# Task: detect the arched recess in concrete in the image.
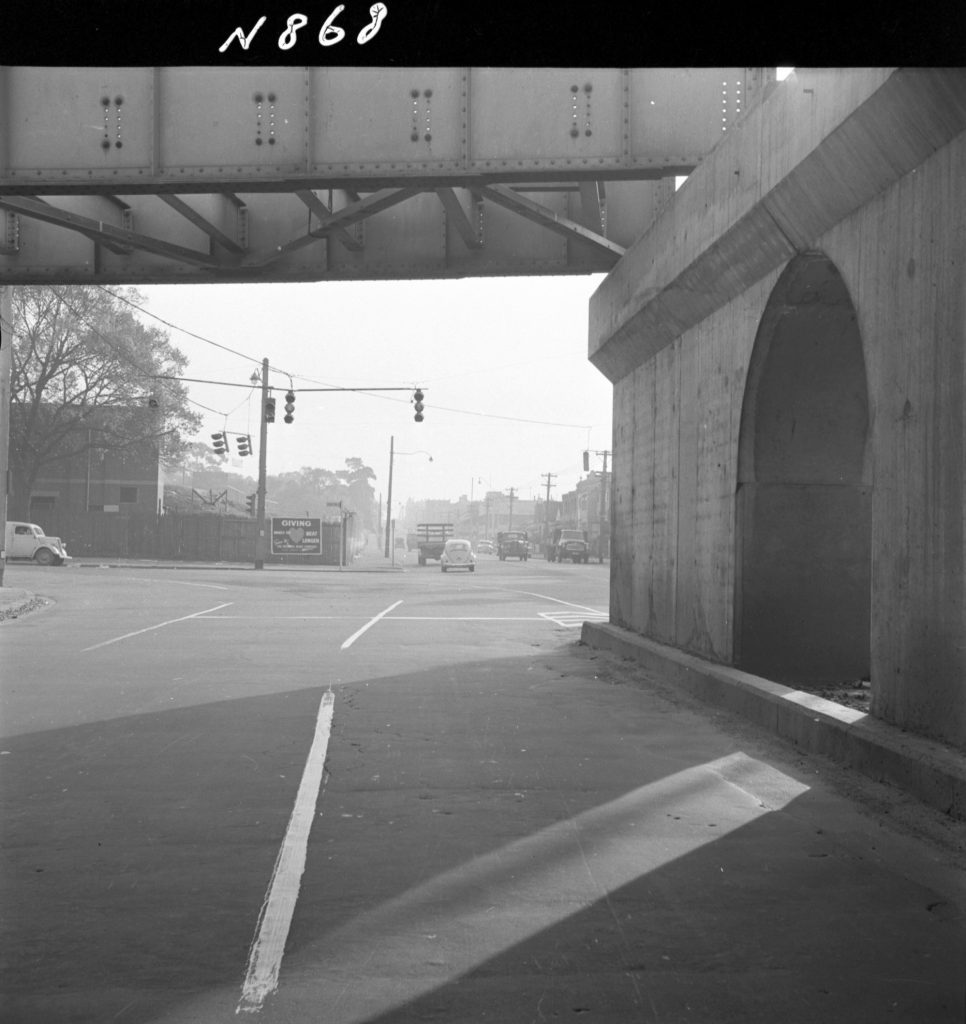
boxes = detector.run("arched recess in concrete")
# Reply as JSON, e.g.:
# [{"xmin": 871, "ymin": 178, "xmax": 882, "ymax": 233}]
[{"xmin": 735, "ymin": 253, "xmax": 871, "ymax": 685}]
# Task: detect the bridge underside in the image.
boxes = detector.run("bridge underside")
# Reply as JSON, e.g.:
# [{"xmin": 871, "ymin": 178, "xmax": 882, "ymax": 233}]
[{"xmin": 0, "ymin": 67, "xmax": 762, "ymax": 283}]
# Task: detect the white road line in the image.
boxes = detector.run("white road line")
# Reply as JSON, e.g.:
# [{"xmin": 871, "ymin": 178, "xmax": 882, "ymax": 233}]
[
  {"xmin": 116, "ymin": 575, "xmax": 230, "ymax": 591},
  {"xmin": 237, "ymin": 689, "xmax": 335, "ymax": 1015},
  {"xmin": 514, "ymin": 590, "xmax": 607, "ymax": 615},
  {"xmin": 340, "ymin": 600, "xmax": 402, "ymax": 650},
  {"xmin": 80, "ymin": 603, "xmax": 234, "ymax": 652},
  {"xmin": 463, "ymin": 581, "xmax": 607, "ymax": 617},
  {"xmin": 382, "ymin": 615, "xmax": 544, "ymax": 621},
  {"xmin": 200, "ymin": 615, "xmax": 371, "ymax": 621}
]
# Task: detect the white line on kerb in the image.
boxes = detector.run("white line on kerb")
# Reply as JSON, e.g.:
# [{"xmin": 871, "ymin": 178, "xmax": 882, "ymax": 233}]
[
  {"xmin": 80, "ymin": 603, "xmax": 234, "ymax": 651},
  {"xmin": 340, "ymin": 600, "xmax": 402, "ymax": 649},
  {"xmin": 237, "ymin": 688, "xmax": 335, "ymax": 1015}
]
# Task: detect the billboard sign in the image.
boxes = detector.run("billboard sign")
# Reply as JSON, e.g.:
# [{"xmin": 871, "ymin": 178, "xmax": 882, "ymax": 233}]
[{"xmin": 270, "ymin": 517, "xmax": 322, "ymax": 555}]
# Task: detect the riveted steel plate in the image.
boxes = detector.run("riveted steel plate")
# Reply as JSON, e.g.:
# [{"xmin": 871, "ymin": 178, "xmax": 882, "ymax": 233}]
[{"xmin": 4, "ymin": 67, "xmax": 154, "ymax": 174}]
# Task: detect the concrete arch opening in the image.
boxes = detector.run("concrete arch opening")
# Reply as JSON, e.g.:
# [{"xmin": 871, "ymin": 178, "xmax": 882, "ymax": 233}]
[{"xmin": 735, "ymin": 254, "xmax": 871, "ymax": 685}]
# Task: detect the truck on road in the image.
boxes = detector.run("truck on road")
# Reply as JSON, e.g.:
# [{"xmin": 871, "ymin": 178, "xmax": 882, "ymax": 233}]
[
  {"xmin": 497, "ymin": 530, "xmax": 529, "ymax": 561},
  {"xmin": 415, "ymin": 522, "xmax": 453, "ymax": 565}
]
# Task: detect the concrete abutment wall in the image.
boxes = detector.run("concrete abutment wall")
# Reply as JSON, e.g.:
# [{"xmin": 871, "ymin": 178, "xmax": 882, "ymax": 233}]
[{"xmin": 591, "ymin": 69, "xmax": 966, "ymax": 749}]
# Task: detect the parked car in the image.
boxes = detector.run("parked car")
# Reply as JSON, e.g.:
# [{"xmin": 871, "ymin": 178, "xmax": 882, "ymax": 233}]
[
  {"xmin": 440, "ymin": 538, "xmax": 476, "ymax": 573},
  {"xmin": 4, "ymin": 521, "xmax": 71, "ymax": 566}
]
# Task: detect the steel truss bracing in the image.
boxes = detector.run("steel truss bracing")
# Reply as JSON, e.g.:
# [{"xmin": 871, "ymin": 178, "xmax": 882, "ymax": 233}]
[{"xmin": 0, "ymin": 66, "xmax": 767, "ymax": 284}]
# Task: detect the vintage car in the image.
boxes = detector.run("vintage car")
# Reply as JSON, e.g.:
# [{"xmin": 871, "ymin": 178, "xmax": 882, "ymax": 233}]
[
  {"xmin": 548, "ymin": 528, "xmax": 590, "ymax": 563},
  {"xmin": 497, "ymin": 531, "xmax": 529, "ymax": 561},
  {"xmin": 4, "ymin": 521, "xmax": 71, "ymax": 566},
  {"xmin": 440, "ymin": 538, "xmax": 476, "ymax": 572}
]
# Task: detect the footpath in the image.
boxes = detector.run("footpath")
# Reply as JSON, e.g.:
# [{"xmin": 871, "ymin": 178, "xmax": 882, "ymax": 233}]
[{"xmin": 582, "ymin": 621, "xmax": 966, "ymax": 823}]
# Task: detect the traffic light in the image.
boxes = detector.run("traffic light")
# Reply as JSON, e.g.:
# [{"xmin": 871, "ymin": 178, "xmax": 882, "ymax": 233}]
[
  {"xmin": 582, "ymin": 450, "xmax": 590, "ymax": 471},
  {"xmin": 265, "ymin": 397, "xmax": 276, "ymax": 423},
  {"xmin": 284, "ymin": 390, "xmax": 296, "ymax": 424},
  {"xmin": 246, "ymin": 493, "xmax": 256, "ymax": 516},
  {"xmin": 413, "ymin": 388, "xmax": 425, "ymax": 423},
  {"xmin": 211, "ymin": 432, "xmax": 228, "ymax": 457},
  {"xmin": 237, "ymin": 434, "xmax": 252, "ymax": 457}
]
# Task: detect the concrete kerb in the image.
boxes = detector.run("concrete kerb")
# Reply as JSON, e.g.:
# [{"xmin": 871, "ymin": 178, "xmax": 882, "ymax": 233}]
[
  {"xmin": 582, "ymin": 621, "xmax": 966, "ymax": 821},
  {"xmin": 70, "ymin": 559, "xmax": 405, "ymax": 573}
]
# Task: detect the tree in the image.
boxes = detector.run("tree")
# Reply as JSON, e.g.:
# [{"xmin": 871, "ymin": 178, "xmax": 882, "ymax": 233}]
[
  {"xmin": 9, "ymin": 285, "xmax": 201, "ymax": 518},
  {"xmin": 266, "ymin": 459, "xmax": 377, "ymax": 524},
  {"xmin": 337, "ymin": 457, "xmax": 377, "ymax": 530}
]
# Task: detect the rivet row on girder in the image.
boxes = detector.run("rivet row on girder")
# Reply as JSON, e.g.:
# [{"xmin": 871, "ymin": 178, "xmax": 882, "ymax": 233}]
[
  {"xmin": 253, "ymin": 91, "xmax": 279, "ymax": 146},
  {"xmin": 410, "ymin": 88, "xmax": 433, "ymax": 144},
  {"xmin": 569, "ymin": 82, "xmax": 593, "ymax": 139},
  {"xmin": 721, "ymin": 79, "xmax": 743, "ymax": 132},
  {"xmin": 100, "ymin": 95, "xmax": 124, "ymax": 151},
  {"xmin": 1, "ymin": 212, "xmax": 20, "ymax": 255}
]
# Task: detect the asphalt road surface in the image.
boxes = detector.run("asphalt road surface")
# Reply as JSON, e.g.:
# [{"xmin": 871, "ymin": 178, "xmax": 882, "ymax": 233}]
[{"xmin": 1, "ymin": 553, "xmax": 964, "ymax": 1024}]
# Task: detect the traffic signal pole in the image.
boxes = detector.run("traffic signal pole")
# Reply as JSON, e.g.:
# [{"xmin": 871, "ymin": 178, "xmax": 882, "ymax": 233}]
[
  {"xmin": 384, "ymin": 435, "xmax": 394, "ymax": 558},
  {"xmin": 254, "ymin": 357, "xmax": 269, "ymax": 570}
]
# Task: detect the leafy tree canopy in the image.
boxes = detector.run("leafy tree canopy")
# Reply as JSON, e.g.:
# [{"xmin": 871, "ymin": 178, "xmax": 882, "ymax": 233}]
[
  {"xmin": 10, "ymin": 285, "xmax": 201, "ymax": 516},
  {"xmin": 162, "ymin": 455, "xmax": 378, "ymax": 528}
]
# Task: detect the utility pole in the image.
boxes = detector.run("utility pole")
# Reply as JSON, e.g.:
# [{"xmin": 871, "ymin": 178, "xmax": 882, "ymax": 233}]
[
  {"xmin": 254, "ymin": 357, "xmax": 269, "ymax": 570},
  {"xmin": 584, "ymin": 448, "xmax": 612, "ymax": 563},
  {"xmin": 384, "ymin": 435, "xmax": 394, "ymax": 558},
  {"xmin": 541, "ymin": 472, "xmax": 556, "ymax": 550},
  {"xmin": 598, "ymin": 450, "xmax": 609, "ymax": 563},
  {"xmin": 506, "ymin": 487, "xmax": 516, "ymax": 532}
]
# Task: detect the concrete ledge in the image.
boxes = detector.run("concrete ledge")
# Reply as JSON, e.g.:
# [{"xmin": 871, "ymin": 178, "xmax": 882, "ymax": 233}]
[{"xmin": 582, "ymin": 621, "xmax": 966, "ymax": 821}]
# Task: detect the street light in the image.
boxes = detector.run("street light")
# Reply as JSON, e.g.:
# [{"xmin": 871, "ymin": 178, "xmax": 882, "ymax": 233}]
[{"xmin": 384, "ymin": 436, "xmax": 434, "ymax": 557}]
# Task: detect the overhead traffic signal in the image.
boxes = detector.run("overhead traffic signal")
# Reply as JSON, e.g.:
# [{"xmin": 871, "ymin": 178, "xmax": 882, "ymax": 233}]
[
  {"xmin": 246, "ymin": 493, "xmax": 256, "ymax": 516},
  {"xmin": 582, "ymin": 450, "xmax": 590, "ymax": 471},
  {"xmin": 237, "ymin": 434, "xmax": 252, "ymax": 457},
  {"xmin": 211, "ymin": 431, "xmax": 228, "ymax": 457},
  {"xmin": 265, "ymin": 396, "xmax": 276, "ymax": 422},
  {"xmin": 284, "ymin": 390, "xmax": 296, "ymax": 424},
  {"xmin": 413, "ymin": 388, "xmax": 425, "ymax": 423}
]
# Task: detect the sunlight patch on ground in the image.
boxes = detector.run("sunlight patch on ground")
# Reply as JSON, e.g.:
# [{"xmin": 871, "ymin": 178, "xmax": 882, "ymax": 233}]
[{"xmin": 273, "ymin": 752, "xmax": 810, "ymax": 1021}]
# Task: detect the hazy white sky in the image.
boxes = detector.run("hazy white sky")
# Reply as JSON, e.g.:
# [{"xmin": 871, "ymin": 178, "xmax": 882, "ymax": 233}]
[{"xmin": 138, "ymin": 274, "xmax": 612, "ymax": 510}]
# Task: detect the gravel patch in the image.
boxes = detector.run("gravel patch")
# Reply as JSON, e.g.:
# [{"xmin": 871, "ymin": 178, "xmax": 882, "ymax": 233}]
[{"xmin": 0, "ymin": 596, "xmax": 51, "ymax": 621}]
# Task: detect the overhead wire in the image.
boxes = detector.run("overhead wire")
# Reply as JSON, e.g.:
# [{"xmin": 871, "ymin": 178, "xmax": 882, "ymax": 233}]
[{"xmin": 99, "ymin": 288, "xmax": 597, "ymax": 430}]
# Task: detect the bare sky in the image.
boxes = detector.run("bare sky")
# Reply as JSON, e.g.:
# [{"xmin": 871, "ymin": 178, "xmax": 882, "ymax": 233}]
[{"xmin": 138, "ymin": 274, "xmax": 612, "ymax": 512}]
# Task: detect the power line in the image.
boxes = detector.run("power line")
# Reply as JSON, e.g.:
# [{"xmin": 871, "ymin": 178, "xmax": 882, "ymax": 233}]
[
  {"xmin": 1, "ymin": 298, "xmax": 224, "ymax": 418},
  {"xmin": 99, "ymin": 289, "xmax": 598, "ymax": 429}
]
